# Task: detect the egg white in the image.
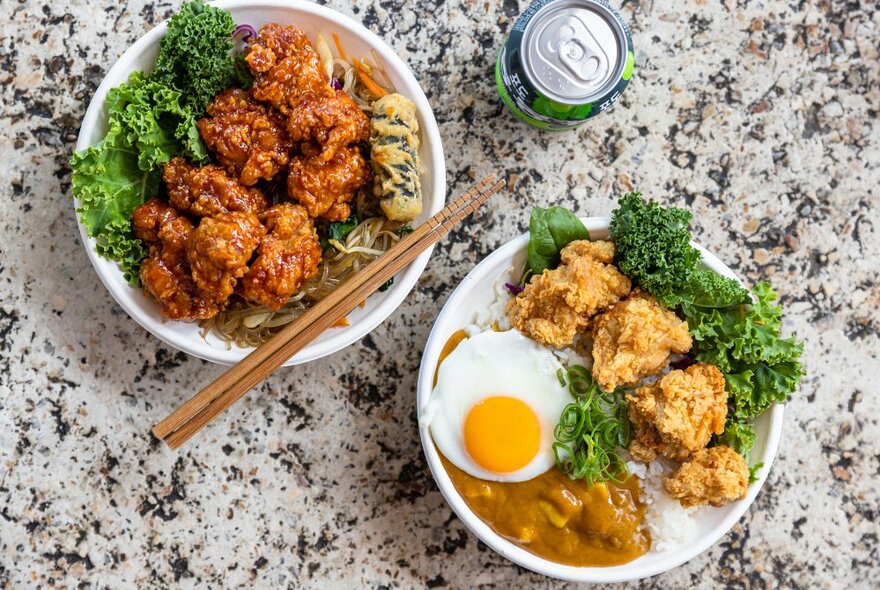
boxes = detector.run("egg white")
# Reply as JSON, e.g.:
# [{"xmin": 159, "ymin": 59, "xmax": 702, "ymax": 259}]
[{"xmin": 423, "ymin": 329, "xmax": 571, "ymax": 482}]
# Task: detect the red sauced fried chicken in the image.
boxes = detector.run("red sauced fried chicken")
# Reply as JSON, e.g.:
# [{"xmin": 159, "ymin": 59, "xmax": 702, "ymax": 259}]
[
  {"xmin": 198, "ymin": 88, "xmax": 291, "ymax": 186},
  {"xmin": 163, "ymin": 157, "xmax": 268, "ymax": 217},
  {"xmin": 131, "ymin": 199, "xmax": 219, "ymax": 321},
  {"xmin": 245, "ymin": 23, "xmax": 369, "ymax": 161},
  {"xmin": 186, "ymin": 212, "xmax": 266, "ymax": 304},
  {"xmin": 241, "ymin": 203, "xmax": 322, "ymax": 310},
  {"xmin": 287, "ymin": 145, "xmax": 371, "ymax": 221}
]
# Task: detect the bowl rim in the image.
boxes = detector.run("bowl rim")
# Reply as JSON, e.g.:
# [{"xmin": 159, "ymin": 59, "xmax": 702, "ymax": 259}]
[
  {"xmin": 416, "ymin": 216, "xmax": 784, "ymax": 583},
  {"xmin": 73, "ymin": 0, "xmax": 446, "ymax": 366}
]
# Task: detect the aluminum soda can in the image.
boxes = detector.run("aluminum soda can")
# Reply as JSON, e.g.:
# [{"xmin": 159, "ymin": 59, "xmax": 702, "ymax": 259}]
[{"xmin": 495, "ymin": 0, "xmax": 635, "ymax": 130}]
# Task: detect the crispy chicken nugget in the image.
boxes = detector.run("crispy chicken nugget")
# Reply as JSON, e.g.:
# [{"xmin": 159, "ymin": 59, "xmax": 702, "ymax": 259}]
[
  {"xmin": 627, "ymin": 363, "xmax": 728, "ymax": 462},
  {"xmin": 665, "ymin": 445, "xmax": 749, "ymax": 507},
  {"xmin": 591, "ymin": 290, "xmax": 692, "ymax": 392},
  {"xmin": 507, "ymin": 240, "xmax": 631, "ymax": 349}
]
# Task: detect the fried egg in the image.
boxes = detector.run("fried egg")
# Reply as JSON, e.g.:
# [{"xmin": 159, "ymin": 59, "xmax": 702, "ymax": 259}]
[{"xmin": 423, "ymin": 329, "xmax": 571, "ymax": 482}]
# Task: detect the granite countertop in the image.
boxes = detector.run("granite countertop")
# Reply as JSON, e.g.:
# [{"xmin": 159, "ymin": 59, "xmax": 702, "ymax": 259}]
[{"xmin": 1, "ymin": 0, "xmax": 878, "ymax": 587}]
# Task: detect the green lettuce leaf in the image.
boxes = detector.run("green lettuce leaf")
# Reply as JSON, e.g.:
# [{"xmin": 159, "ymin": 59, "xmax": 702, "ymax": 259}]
[
  {"xmin": 71, "ymin": 119, "xmax": 157, "ymax": 285},
  {"xmin": 714, "ymin": 418, "xmax": 756, "ymax": 456},
  {"xmin": 526, "ymin": 206, "xmax": 590, "ymax": 276}
]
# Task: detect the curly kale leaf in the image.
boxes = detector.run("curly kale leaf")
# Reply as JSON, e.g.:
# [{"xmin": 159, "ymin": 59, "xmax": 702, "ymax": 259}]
[
  {"xmin": 714, "ymin": 418, "xmax": 756, "ymax": 456},
  {"xmin": 153, "ymin": 0, "xmax": 236, "ymax": 112},
  {"xmin": 689, "ymin": 282, "xmax": 805, "ymax": 420},
  {"xmin": 610, "ymin": 192, "xmax": 700, "ymax": 302}
]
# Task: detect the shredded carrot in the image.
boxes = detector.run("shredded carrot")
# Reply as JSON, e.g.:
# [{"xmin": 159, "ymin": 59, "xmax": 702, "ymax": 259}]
[
  {"xmin": 354, "ymin": 61, "xmax": 387, "ymax": 98},
  {"xmin": 332, "ymin": 33, "xmax": 347, "ymax": 61}
]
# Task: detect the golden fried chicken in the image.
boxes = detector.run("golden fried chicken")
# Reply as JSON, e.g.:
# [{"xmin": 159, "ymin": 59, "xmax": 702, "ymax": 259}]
[
  {"xmin": 627, "ymin": 363, "xmax": 728, "ymax": 462},
  {"xmin": 287, "ymin": 145, "xmax": 371, "ymax": 221},
  {"xmin": 285, "ymin": 90, "xmax": 370, "ymax": 162},
  {"xmin": 131, "ymin": 199, "xmax": 219, "ymax": 321},
  {"xmin": 664, "ymin": 446, "xmax": 749, "ymax": 507},
  {"xmin": 163, "ymin": 157, "xmax": 268, "ymax": 217},
  {"xmin": 186, "ymin": 212, "xmax": 266, "ymax": 304},
  {"xmin": 198, "ymin": 89, "xmax": 291, "ymax": 186},
  {"xmin": 591, "ymin": 290, "xmax": 692, "ymax": 392},
  {"xmin": 507, "ymin": 240, "xmax": 631, "ymax": 348},
  {"xmin": 245, "ymin": 24, "xmax": 331, "ymax": 112},
  {"xmin": 241, "ymin": 203, "xmax": 322, "ymax": 309}
]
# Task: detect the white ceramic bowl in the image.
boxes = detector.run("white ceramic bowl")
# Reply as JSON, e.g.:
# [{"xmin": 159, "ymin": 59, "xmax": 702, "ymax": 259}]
[
  {"xmin": 417, "ymin": 217, "xmax": 784, "ymax": 583},
  {"xmin": 74, "ymin": 0, "xmax": 446, "ymax": 366}
]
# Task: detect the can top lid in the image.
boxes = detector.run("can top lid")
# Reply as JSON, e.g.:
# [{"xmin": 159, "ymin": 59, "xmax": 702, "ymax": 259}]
[{"xmin": 521, "ymin": 0, "xmax": 627, "ymax": 104}]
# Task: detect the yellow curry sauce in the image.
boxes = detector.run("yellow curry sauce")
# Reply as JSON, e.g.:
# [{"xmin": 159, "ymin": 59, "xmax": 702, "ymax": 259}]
[{"xmin": 432, "ymin": 330, "xmax": 649, "ymax": 566}]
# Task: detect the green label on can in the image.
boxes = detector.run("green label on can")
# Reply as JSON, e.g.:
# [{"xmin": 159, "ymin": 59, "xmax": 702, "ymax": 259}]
[{"xmin": 496, "ymin": 0, "xmax": 635, "ymax": 131}]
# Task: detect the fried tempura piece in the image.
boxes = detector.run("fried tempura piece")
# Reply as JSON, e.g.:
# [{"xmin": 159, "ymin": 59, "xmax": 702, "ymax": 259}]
[
  {"xmin": 591, "ymin": 290, "xmax": 692, "ymax": 392},
  {"xmin": 186, "ymin": 212, "xmax": 266, "ymax": 304},
  {"xmin": 507, "ymin": 240, "xmax": 631, "ymax": 348},
  {"xmin": 164, "ymin": 157, "xmax": 268, "ymax": 217},
  {"xmin": 131, "ymin": 199, "xmax": 219, "ymax": 321},
  {"xmin": 241, "ymin": 203, "xmax": 322, "ymax": 310},
  {"xmin": 198, "ymin": 89, "xmax": 291, "ymax": 186},
  {"xmin": 664, "ymin": 446, "xmax": 749, "ymax": 507},
  {"xmin": 627, "ymin": 363, "xmax": 728, "ymax": 462},
  {"xmin": 287, "ymin": 145, "xmax": 371, "ymax": 221}
]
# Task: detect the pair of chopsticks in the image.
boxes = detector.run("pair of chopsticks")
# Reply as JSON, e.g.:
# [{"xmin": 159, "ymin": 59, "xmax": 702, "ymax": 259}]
[{"xmin": 153, "ymin": 174, "xmax": 506, "ymax": 449}]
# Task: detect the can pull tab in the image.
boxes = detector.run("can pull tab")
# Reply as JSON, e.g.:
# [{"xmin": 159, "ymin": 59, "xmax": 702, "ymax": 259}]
[{"xmin": 541, "ymin": 16, "xmax": 608, "ymax": 84}]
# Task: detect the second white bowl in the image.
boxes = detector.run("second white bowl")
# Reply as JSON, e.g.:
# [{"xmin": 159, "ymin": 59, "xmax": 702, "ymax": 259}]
[
  {"xmin": 73, "ymin": 0, "xmax": 446, "ymax": 366},
  {"xmin": 417, "ymin": 217, "xmax": 783, "ymax": 583}
]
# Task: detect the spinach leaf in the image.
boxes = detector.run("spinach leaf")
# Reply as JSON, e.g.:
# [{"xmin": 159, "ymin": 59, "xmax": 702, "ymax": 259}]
[{"xmin": 526, "ymin": 206, "xmax": 590, "ymax": 276}]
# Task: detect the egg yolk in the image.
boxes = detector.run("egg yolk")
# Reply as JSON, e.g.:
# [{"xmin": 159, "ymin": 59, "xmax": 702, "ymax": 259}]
[{"xmin": 463, "ymin": 396, "xmax": 541, "ymax": 473}]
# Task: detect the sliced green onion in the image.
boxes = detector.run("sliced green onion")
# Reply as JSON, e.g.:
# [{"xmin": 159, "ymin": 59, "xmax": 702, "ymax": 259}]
[{"xmin": 552, "ymin": 365, "xmax": 632, "ymax": 484}]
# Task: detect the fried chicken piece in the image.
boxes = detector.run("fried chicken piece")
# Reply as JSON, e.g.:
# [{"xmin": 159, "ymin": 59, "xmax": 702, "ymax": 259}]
[
  {"xmin": 131, "ymin": 199, "xmax": 219, "ymax": 320},
  {"xmin": 243, "ymin": 24, "xmax": 369, "ymax": 161},
  {"xmin": 186, "ymin": 212, "xmax": 266, "ymax": 304},
  {"xmin": 507, "ymin": 240, "xmax": 631, "ymax": 348},
  {"xmin": 245, "ymin": 24, "xmax": 332, "ymax": 112},
  {"xmin": 591, "ymin": 290, "xmax": 692, "ymax": 392},
  {"xmin": 240, "ymin": 203, "xmax": 322, "ymax": 309},
  {"xmin": 198, "ymin": 89, "xmax": 291, "ymax": 186},
  {"xmin": 287, "ymin": 145, "xmax": 371, "ymax": 221},
  {"xmin": 627, "ymin": 363, "xmax": 728, "ymax": 462},
  {"xmin": 163, "ymin": 157, "xmax": 268, "ymax": 217},
  {"xmin": 664, "ymin": 446, "xmax": 749, "ymax": 507},
  {"xmin": 285, "ymin": 90, "xmax": 370, "ymax": 162}
]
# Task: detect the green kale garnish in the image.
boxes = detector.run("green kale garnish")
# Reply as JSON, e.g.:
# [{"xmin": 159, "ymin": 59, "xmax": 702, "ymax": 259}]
[
  {"xmin": 610, "ymin": 192, "xmax": 699, "ymax": 303},
  {"xmin": 153, "ymin": 0, "xmax": 237, "ymax": 112},
  {"xmin": 321, "ymin": 214, "xmax": 359, "ymax": 249}
]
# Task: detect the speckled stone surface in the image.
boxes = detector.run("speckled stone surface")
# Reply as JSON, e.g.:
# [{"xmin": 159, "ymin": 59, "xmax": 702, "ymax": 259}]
[{"xmin": 1, "ymin": 0, "xmax": 878, "ymax": 587}]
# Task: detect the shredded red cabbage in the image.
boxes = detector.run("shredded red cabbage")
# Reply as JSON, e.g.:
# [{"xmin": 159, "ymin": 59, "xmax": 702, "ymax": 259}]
[
  {"xmin": 233, "ymin": 24, "xmax": 257, "ymax": 43},
  {"xmin": 504, "ymin": 282, "xmax": 524, "ymax": 295},
  {"xmin": 670, "ymin": 354, "xmax": 694, "ymax": 370},
  {"xmin": 330, "ymin": 77, "xmax": 343, "ymax": 91}
]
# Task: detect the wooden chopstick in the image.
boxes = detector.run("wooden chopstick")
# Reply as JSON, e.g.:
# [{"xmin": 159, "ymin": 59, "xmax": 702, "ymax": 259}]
[{"xmin": 153, "ymin": 174, "xmax": 506, "ymax": 449}]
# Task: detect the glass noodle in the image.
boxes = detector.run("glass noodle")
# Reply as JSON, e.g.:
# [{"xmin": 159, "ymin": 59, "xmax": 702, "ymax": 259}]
[{"xmin": 200, "ymin": 32, "xmax": 410, "ymax": 348}]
